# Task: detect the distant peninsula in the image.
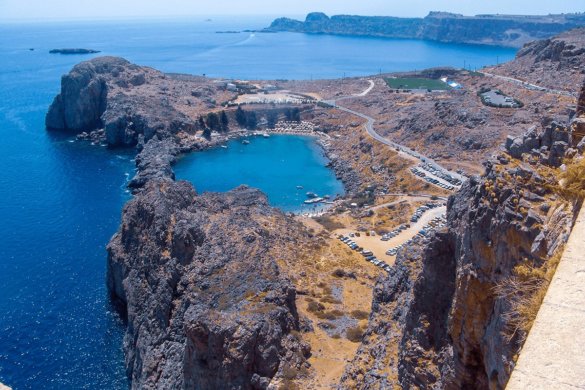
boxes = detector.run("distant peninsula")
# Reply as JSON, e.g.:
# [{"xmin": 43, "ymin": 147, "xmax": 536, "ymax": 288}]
[
  {"xmin": 264, "ymin": 11, "xmax": 585, "ymax": 48},
  {"xmin": 49, "ymin": 48, "xmax": 100, "ymax": 55}
]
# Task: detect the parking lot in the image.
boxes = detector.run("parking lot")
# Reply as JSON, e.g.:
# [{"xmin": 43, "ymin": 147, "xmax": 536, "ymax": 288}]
[{"xmin": 334, "ymin": 204, "xmax": 446, "ymax": 266}]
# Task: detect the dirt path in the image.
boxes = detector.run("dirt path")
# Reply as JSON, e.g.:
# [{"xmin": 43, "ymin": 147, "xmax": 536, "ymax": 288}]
[{"xmin": 480, "ymin": 71, "xmax": 578, "ymax": 98}]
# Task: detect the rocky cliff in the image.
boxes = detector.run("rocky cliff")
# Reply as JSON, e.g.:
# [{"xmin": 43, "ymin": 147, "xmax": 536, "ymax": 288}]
[
  {"xmin": 487, "ymin": 27, "xmax": 585, "ymax": 92},
  {"xmin": 107, "ymin": 179, "xmax": 313, "ymax": 389},
  {"xmin": 340, "ymin": 117, "xmax": 581, "ymax": 388},
  {"xmin": 45, "ymin": 57, "xmax": 202, "ymax": 146},
  {"xmin": 266, "ymin": 12, "xmax": 585, "ymax": 48}
]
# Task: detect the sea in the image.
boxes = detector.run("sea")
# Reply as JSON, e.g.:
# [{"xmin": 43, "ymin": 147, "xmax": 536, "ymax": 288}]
[{"xmin": 0, "ymin": 16, "xmax": 516, "ymax": 389}]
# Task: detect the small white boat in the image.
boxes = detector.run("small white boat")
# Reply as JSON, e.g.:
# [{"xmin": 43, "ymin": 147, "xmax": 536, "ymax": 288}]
[
  {"xmin": 242, "ymin": 140, "xmax": 250, "ymax": 145},
  {"xmin": 221, "ymin": 145, "xmax": 228, "ymax": 149},
  {"xmin": 304, "ymin": 197, "xmax": 324, "ymax": 205},
  {"xmin": 296, "ymin": 185, "xmax": 304, "ymax": 190},
  {"xmin": 262, "ymin": 133, "xmax": 270, "ymax": 138}
]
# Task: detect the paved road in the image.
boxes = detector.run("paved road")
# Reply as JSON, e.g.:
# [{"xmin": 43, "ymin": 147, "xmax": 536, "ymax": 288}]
[
  {"xmin": 353, "ymin": 79, "xmax": 375, "ymax": 97},
  {"xmin": 324, "ymin": 79, "xmax": 467, "ymax": 187},
  {"xmin": 480, "ymin": 71, "xmax": 578, "ymax": 98}
]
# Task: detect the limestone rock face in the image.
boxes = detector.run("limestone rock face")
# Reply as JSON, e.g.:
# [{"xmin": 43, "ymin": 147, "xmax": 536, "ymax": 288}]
[
  {"xmin": 107, "ymin": 180, "xmax": 311, "ymax": 389},
  {"xmin": 45, "ymin": 57, "xmax": 120, "ymax": 131},
  {"xmin": 340, "ymin": 125, "xmax": 576, "ymax": 389},
  {"xmin": 504, "ymin": 122, "xmax": 572, "ymax": 166}
]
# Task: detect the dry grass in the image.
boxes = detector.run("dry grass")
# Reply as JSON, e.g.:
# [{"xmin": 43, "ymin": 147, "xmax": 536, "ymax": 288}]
[
  {"xmin": 559, "ymin": 157, "xmax": 585, "ymax": 200},
  {"xmin": 494, "ymin": 246, "xmax": 564, "ymax": 343},
  {"xmin": 314, "ymin": 215, "xmax": 345, "ymax": 231},
  {"xmin": 350, "ymin": 309, "xmax": 369, "ymax": 320}
]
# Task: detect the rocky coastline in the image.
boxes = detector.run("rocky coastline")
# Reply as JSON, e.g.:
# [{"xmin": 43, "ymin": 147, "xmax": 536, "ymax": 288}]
[
  {"xmin": 44, "ymin": 56, "xmax": 339, "ymax": 389},
  {"xmin": 265, "ymin": 12, "xmax": 585, "ymax": 48}
]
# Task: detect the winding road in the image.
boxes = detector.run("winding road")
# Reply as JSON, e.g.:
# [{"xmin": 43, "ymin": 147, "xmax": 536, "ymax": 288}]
[
  {"xmin": 479, "ymin": 71, "xmax": 578, "ymax": 98},
  {"xmin": 324, "ymin": 79, "xmax": 467, "ymax": 189}
]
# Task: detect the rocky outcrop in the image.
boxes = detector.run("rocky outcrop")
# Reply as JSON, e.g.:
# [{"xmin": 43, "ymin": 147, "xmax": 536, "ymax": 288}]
[
  {"xmin": 504, "ymin": 122, "xmax": 574, "ymax": 166},
  {"xmin": 489, "ymin": 28, "xmax": 585, "ymax": 92},
  {"xmin": 45, "ymin": 57, "xmax": 116, "ymax": 131},
  {"xmin": 107, "ymin": 180, "xmax": 312, "ymax": 389},
  {"xmin": 571, "ymin": 80, "xmax": 585, "ymax": 149},
  {"xmin": 341, "ymin": 123, "xmax": 577, "ymax": 389},
  {"xmin": 265, "ymin": 12, "xmax": 585, "ymax": 48},
  {"xmin": 45, "ymin": 56, "xmax": 196, "ymax": 146},
  {"xmin": 49, "ymin": 48, "xmax": 101, "ymax": 55}
]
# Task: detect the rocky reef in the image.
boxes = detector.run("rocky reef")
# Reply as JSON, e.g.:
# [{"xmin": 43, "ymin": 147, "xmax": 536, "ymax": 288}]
[
  {"xmin": 340, "ymin": 102, "xmax": 582, "ymax": 388},
  {"xmin": 266, "ymin": 12, "xmax": 585, "ymax": 48},
  {"xmin": 107, "ymin": 180, "xmax": 313, "ymax": 389}
]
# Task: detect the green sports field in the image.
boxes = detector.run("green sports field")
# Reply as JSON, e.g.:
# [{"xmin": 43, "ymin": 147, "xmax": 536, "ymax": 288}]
[{"xmin": 385, "ymin": 77, "xmax": 451, "ymax": 90}]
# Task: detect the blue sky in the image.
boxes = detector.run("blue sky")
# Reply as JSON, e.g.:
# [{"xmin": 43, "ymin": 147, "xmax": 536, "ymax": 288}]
[{"xmin": 0, "ymin": 0, "xmax": 583, "ymax": 21}]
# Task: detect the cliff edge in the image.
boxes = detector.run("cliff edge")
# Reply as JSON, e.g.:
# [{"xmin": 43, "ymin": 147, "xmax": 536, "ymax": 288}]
[
  {"xmin": 266, "ymin": 12, "xmax": 585, "ymax": 48},
  {"xmin": 45, "ymin": 56, "xmax": 197, "ymax": 146}
]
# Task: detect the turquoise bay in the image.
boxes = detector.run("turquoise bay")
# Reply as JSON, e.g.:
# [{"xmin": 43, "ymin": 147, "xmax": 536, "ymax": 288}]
[{"xmin": 174, "ymin": 135, "xmax": 344, "ymax": 213}]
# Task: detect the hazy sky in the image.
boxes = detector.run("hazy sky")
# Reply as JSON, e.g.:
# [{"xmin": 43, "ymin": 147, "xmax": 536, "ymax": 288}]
[{"xmin": 1, "ymin": 0, "xmax": 583, "ymax": 21}]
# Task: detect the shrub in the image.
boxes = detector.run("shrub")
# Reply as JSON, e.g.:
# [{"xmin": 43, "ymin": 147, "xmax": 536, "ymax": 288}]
[
  {"xmin": 494, "ymin": 245, "xmax": 564, "ymax": 343},
  {"xmin": 314, "ymin": 216, "xmax": 344, "ymax": 231},
  {"xmin": 559, "ymin": 157, "xmax": 585, "ymax": 199},
  {"xmin": 346, "ymin": 326, "xmax": 364, "ymax": 342},
  {"xmin": 307, "ymin": 301, "xmax": 325, "ymax": 313},
  {"xmin": 320, "ymin": 296, "xmax": 342, "ymax": 304},
  {"xmin": 350, "ymin": 309, "xmax": 369, "ymax": 320},
  {"xmin": 315, "ymin": 311, "xmax": 338, "ymax": 320}
]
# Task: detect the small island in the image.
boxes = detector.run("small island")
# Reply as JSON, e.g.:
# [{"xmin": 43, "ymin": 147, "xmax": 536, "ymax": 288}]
[{"xmin": 49, "ymin": 48, "xmax": 101, "ymax": 55}]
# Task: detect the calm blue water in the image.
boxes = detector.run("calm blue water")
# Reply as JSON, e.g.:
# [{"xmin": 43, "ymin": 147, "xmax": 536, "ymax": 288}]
[
  {"xmin": 174, "ymin": 135, "xmax": 344, "ymax": 213},
  {"xmin": 0, "ymin": 16, "xmax": 516, "ymax": 389}
]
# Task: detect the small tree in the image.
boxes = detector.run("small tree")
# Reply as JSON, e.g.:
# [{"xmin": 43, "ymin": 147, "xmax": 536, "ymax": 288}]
[
  {"xmin": 291, "ymin": 107, "xmax": 301, "ymax": 122},
  {"xmin": 198, "ymin": 115, "xmax": 206, "ymax": 130},
  {"xmin": 220, "ymin": 111, "xmax": 229, "ymax": 132},
  {"xmin": 285, "ymin": 108, "xmax": 293, "ymax": 121},
  {"xmin": 202, "ymin": 127, "xmax": 212, "ymax": 140},
  {"xmin": 246, "ymin": 111, "xmax": 257, "ymax": 130},
  {"xmin": 235, "ymin": 106, "xmax": 247, "ymax": 128},
  {"xmin": 267, "ymin": 111, "xmax": 278, "ymax": 129},
  {"xmin": 206, "ymin": 112, "xmax": 221, "ymax": 132}
]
